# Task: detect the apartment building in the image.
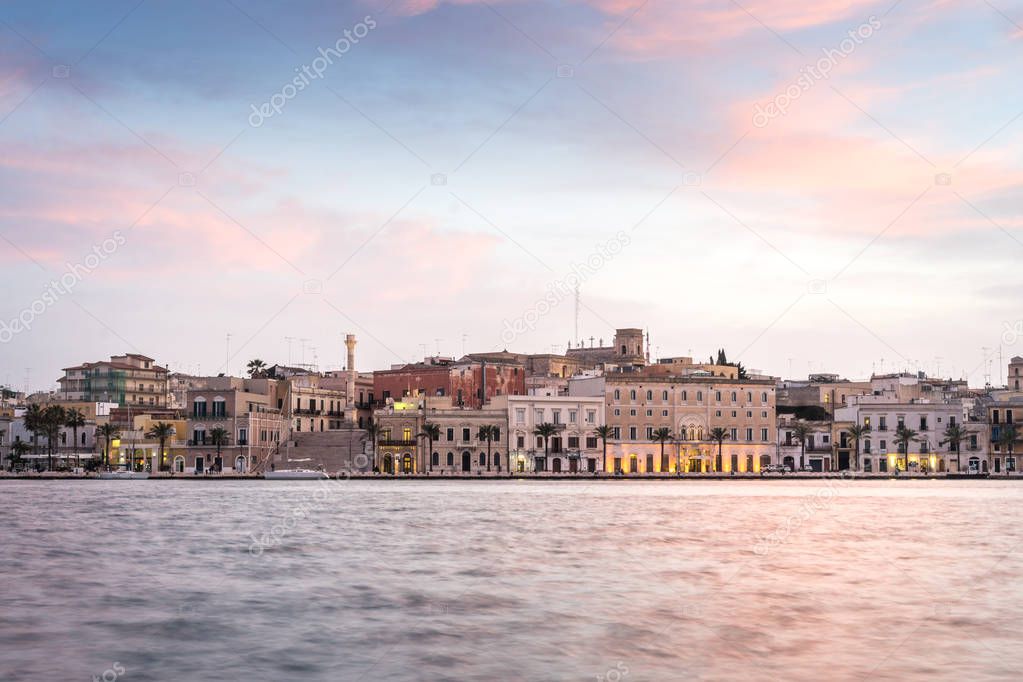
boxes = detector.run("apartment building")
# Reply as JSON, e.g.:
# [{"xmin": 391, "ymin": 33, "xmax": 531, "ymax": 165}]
[
  {"xmin": 502, "ymin": 394, "xmax": 604, "ymax": 473},
  {"xmin": 58, "ymin": 353, "xmax": 169, "ymax": 408}
]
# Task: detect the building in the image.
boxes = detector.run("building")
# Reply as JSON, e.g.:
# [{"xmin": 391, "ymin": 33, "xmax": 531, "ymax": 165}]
[
  {"xmin": 182, "ymin": 377, "xmax": 286, "ymax": 474},
  {"xmin": 777, "ymin": 416, "xmax": 833, "ymax": 471},
  {"xmin": 372, "ymin": 397, "xmax": 509, "ymax": 474},
  {"xmin": 589, "ymin": 367, "xmax": 777, "ymax": 474},
  {"xmin": 58, "ymin": 353, "xmax": 169, "ymax": 408},
  {"xmin": 373, "ymin": 355, "xmax": 525, "ymax": 410},
  {"xmin": 834, "ymin": 395, "xmax": 971, "ymax": 473},
  {"xmin": 502, "ymin": 394, "xmax": 604, "ymax": 473}
]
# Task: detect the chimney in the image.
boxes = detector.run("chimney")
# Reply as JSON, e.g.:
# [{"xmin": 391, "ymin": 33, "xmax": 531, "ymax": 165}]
[{"xmin": 344, "ymin": 334, "xmax": 357, "ymax": 407}]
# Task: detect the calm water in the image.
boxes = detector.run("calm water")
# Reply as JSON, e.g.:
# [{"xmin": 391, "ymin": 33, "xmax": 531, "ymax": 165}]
[{"xmin": 2, "ymin": 479, "xmax": 1022, "ymax": 681}]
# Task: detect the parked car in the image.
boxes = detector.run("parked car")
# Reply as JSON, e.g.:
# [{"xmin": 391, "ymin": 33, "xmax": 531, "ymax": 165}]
[{"xmin": 761, "ymin": 464, "xmax": 788, "ymax": 474}]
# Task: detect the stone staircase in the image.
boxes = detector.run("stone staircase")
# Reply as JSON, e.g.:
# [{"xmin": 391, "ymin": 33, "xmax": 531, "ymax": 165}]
[{"xmin": 272, "ymin": 429, "xmax": 370, "ymax": 474}]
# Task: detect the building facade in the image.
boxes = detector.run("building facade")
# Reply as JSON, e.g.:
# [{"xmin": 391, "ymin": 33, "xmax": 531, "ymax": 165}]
[{"xmin": 58, "ymin": 354, "xmax": 169, "ymax": 408}]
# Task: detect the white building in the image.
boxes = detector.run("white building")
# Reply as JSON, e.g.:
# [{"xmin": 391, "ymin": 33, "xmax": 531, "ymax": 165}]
[
  {"xmin": 502, "ymin": 394, "xmax": 605, "ymax": 473},
  {"xmin": 835, "ymin": 396, "xmax": 972, "ymax": 473}
]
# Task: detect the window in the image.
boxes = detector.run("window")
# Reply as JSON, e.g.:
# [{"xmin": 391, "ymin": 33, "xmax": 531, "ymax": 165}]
[
  {"xmin": 646, "ymin": 426, "xmax": 654, "ymax": 439},
  {"xmin": 515, "ymin": 408, "xmax": 525, "ymax": 424},
  {"xmin": 762, "ymin": 411, "xmax": 767, "ymax": 418},
  {"xmin": 403, "ymin": 428, "xmax": 412, "ymax": 441},
  {"xmin": 462, "ymin": 428, "xmax": 471, "ymax": 442},
  {"xmin": 614, "ymin": 389, "xmax": 620, "ymax": 401},
  {"xmin": 662, "ymin": 410, "xmax": 668, "ymax": 417},
  {"xmin": 730, "ymin": 428, "xmax": 737, "ymax": 440},
  {"xmin": 586, "ymin": 410, "xmax": 596, "ymax": 423},
  {"xmin": 745, "ymin": 428, "xmax": 753, "ymax": 441},
  {"xmin": 568, "ymin": 436, "xmax": 579, "ymax": 448},
  {"xmin": 731, "ymin": 391, "xmax": 737, "ymax": 402},
  {"xmin": 761, "ymin": 392, "xmax": 768, "ymax": 403},
  {"xmin": 630, "ymin": 390, "xmax": 637, "ymax": 401},
  {"xmin": 715, "ymin": 410, "xmax": 722, "ymax": 417},
  {"xmin": 432, "ymin": 452, "xmax": 439, "ymax": 465},
  {"xmin": 586, "ymin": 436, "xmax": 597, "ymax": 448},
  {"xmin": 681, "ymin": 391, "xmax": 687, "ymax": 402},
  {"xmin": 447, "ymin": 428, "xmax": 454, "ymax": 441},
  {"xmin": 569, "ymin": 410, "xmax": 577, "ymax": 423},
  {"xmin": 646, "ymin": 409, "xmax": 653, "ymax": 417},
  {"xmin": 761, "ymin": 428, "xmax": 768, "ymax": 442},
  {"xmin": 553, "ymin": 410, "xmax": 562, "ymax": 424},
  {"xmin": 614, "ymin": 408, "xmax": 621, "ymax": 416},
  {"xmin": 662, "ymin": 390, "xmax": 668, "ymax": 401},
  {"xmin": 629, "ymin": 426, "xmax": 637, "ymax": 440},
  {"xmin": 716, "ymin": 391, "xmax": 722, "ymax": 402},
  {"xmin": 630, "ymin": 409, "xmax": 637, "ymax": 417},
  {"xmin": 697, "ymin": 391, "xmax": 703, "ymax": 402},
  {"xmin": 492, "ymin": 428, "xmax": 500, "ymax": 441},
  {"xmin": 535, "ymin": 409, "xmax": 544, "ymax": 422},
  {"xmin": 646, "ymin": 390, "xmax": 653, "ymax": 400},
  {"xmin": 447, "ymin": 452, "xmax": 454, "ymax": 465},
  {"xmin": 611, "ymin": 427, "xmax": 620, "ymax": 439}
]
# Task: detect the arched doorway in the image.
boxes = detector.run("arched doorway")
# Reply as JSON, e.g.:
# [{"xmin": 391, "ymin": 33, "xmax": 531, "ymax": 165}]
[
  {"xmin": 462, "ymin": 451, "xmax": 471, "ymax": 472},
  {"xmin": 552, "ymin": 457, "xmax": 562, "ymax": 473},
  {"xmin": 235, "ymin": 456, "xmax": 246, "ymax": 473},
  {"xmin": 629, "ymin": 454, "xmax": 637, "ymax": 474},
  {"xmin": 383, "ymin": 454, "xmax": 393, "ymax": 474},
  {"xmin": 494, "ymin": 452, "xmax": 501, "ymax": 471},
  {"xmin": 173, "ymin": 456, "xmax": 184, "ymax": 473},
  {"xmin": 401, "ymin": 453, "xmax": 413, "ymax": 474}
]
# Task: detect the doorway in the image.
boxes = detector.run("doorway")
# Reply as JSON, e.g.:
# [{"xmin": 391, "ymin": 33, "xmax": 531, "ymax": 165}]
[
  {"xmin": 462, "ymin": 451, "xmax": 471, "ymax": 472},
  {"xmin": 552, "ymin": 458, "xmax": 562, "ymax": 473}
]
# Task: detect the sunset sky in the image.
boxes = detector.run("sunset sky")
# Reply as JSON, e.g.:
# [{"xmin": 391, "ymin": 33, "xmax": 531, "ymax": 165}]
[{"xmin": 2, "ymin": 0, "xmax": 1022, "ymax": 389}]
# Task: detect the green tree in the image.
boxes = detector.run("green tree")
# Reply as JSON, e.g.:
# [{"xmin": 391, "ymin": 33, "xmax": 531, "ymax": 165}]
[
  {"xmin": 210, "ymin": 427, "xmax": 229, "ymax": 470},
  {"xmin": 364, "ymin": 421, "xmax": 381, "ymax": 471},
  {"xmin": 477, "ymin": 424, "xmax": 495, "ymax": 472},
  {"xmin": 418, "ymin": 422, "xmax": 440, "ymax": 473},
  {"xmin": 845, "ymin": 423, "xmax": 871, "ymax": 471},
  {"xmin": 894, "ymin": 425, "xmax": 919, "ymax": 472},
  {"xmin": 996, "ymin": 424, "xmax": 1018, "ymax": 475},
  {"xmin": 246, "ymin": 359, "xmax": 267, "ymax": 378},
  {"xmin": 791, "ymin": 422, "xmax": 812, "ymax": 470},
  {"xmin": 651, "ymin": 427, "xmax": 673, "ymax": 473},
  {"xmin": 10, "ymin": 440, "xmax": 30, "ymax": 471},
  {"xmin": 24, "ymin": 404, "xmax": 43, "ymax": 457},
  {"xmin": 42, "ymin": 405, "xmax": 67, "ymax": 471},
  {"xmin": 96, "ymin": 423, "xmax": 121, "ymax": 470},
  {"xmin": 593, "ymin": 425, "xmax": 613, "ymax": 474},
  {"xmin": 941, "ymin": 423, "xmax": 971, "ymax": 473},
  {"xmin": 65, "ymin": 408, "xmax": 86, "ymax": 470},
  {"xmin": 146, "ymin": 422, "xmax": 176, "ymax": 472},
  {"xmin": 533, "ymin": 423, "xmax": 557, "ymax": 472},
  {"xmin": 709, "ymin": 427, "xmax": 729, "ymax": 472}
]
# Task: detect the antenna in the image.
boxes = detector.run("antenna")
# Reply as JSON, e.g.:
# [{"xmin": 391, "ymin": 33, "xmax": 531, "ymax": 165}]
[
  {"xmin": 574, "ymin": 283, "xmax": 580, "ymax": 343},
  {"xmin": 982, "ymin": 347, "xmax": 991, "ymax": 387},
  {"xmin": 285, "ymin": 337, "xmax": 295, "ymax": 366},
  {"xmin": 225, "ymin": 333, "xmax": 232, "ymax": 376}
]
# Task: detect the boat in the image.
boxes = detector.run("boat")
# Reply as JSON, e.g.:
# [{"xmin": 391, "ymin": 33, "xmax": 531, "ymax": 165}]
[
  {"xmin": 98, "ymin": 470, "xmax": 151, "ymax": 480},
  {"xmin": 264, "ymin": 469, "xmax": 329, "ymax": 480}
]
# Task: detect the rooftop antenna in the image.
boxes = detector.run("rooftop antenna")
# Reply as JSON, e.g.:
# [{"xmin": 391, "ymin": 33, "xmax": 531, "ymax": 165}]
[
  {"xmin": 300, "ymin": 338, "xmax": 310, "ymax": 367},
  {"xmin": 574, "ymin": 283, "xmax": 580, "ymax": 343},
  {"xmin": 982, "ymin": 347, "xmax": 992, "ymax": 387},
  {"xmin": 435, "ymin": 338, "xmax": 442, "ymax": 355},
  {"xmin": 225, "ymin": 333, "xmax": 232, "ymax": 376},
  {"xmin": 285, "ymin": 337, "xmax": 295, "ymax": 366}
]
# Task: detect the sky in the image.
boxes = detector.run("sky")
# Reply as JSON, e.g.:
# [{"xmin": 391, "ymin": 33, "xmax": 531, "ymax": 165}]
[{"xmin": 1, "ymin": 0, "xmax": 1022, "ymax": 391}]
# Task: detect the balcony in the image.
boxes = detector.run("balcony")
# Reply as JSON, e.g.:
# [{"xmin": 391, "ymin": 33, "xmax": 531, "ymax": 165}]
[
  {"xmin": 294, "ymin": 408, "xmax": 322, "ymax": 416},
  {"xmin": 192, "ymin": 412, "xmax": 229, "ymax": 420},
  {"xmin": 187, "ymin": 438, "xmax": 232, "ymax": 447},
  {"xmin": 378, "ymin": 439, "xmax": 417, "ymax": 447}
]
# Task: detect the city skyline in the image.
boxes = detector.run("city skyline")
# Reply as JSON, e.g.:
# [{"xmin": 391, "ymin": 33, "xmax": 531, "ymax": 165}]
[{"xmin": 2, "ymin": 0, "xmax": 1022, "ymax": 390}]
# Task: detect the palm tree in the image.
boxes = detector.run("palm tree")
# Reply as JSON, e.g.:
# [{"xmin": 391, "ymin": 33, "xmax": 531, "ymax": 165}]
[
  {"xmin": 996, "ymin": 424, "xmax": 1018, "ymax": 475},
  {"xmin": 0, "ymin": 429, "xmax": 5, "ymax": 471},
  {"xmin": 42, "ymin": 405, "xmax": 67, "ymax": 471},
  {"xmin": 364, "ymin": 421, "xmax": 381, "ymax": 471},
  {"xmin": 10, "ymin": 440, "xmax": 30, "ymax": 471},
  {"xmin": 845, "ymin": 423, "xmax": 871, "ymax": 471},
  {"xmin": 894, "ymin": 425, "xmax": 919, "ymax": 472},
  {"xmin": 791, "ymin": 423, "xmax": 812, "ymax": 470},
  {"xmin": 146, "ymin": 422, "xmax": 176, "ymax": 473},
  {"xmin": 941, "ymin": 423, "xmax": 971, "ymax": 473},
  {"xmin": 418, "ymin": 422, "xmax": 440, "ymax": 473},
  {"xmin": 210, "ymin": 427, "xmax": 229, "ymax": 471},
  {"xmin": 709, "ymin": 427, "xmax": 728, "ymax": 472},
  {"xmin": 65, "ymin": 408, "xmax": 86, "ymax": 470},
  {"xmin": 23, "ymin": 404, "xmax": 43, "ymax": 457},
  {"xmin": 651, "ymin": 427, "xmax": 673, "ymax": 473},
  {"xmin": 477, "ymin": 425, "xmax": 495, "ymax": 472},
  {"xmin": 593, "ymin": 425, "xmax": 613, "ymax": 474},
  {"xmin": 247, "ymin": 359, "xmax": 267, "ymax": 378},
  {"xmin": 533, "ymin": 423, "xmax": 557, "ymax": 472},
  {"xmin": 96, "ymin": 423, "xmax": 121, "ymax": 470}
]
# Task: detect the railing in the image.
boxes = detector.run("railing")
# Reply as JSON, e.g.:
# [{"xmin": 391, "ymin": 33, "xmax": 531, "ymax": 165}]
[
  {"xmin": 192, "ymin": 412, "xmax": 229, "ymax": 420},
  {"xmin": 379, "ymin": 439, "xmax": 416, "ymax": 447},
  {"xmin": 187, "ymin": 439, "xmax": 232, "ymax": 447},
  {"xmin": 294, "ymin": 408, "xmax": 322, "ymax": 415}
]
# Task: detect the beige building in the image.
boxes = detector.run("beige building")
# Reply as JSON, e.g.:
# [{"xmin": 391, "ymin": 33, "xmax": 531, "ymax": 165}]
[
  {"xmin": 581, "ymin": 369, "xmax": 777, "ymax": 474},
  {"xmin": 182, "ymin": 377, "xmax": 286, "ymax": 474},
  {"xmin": 502, "ymin": 394, "xmax": 604, "ymax": 473}
]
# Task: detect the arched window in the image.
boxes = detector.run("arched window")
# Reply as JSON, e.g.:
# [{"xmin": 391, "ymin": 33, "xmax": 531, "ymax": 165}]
[
  {"xmin": 614, "ymin": 389, "xmax": 620, "ymax": 401},
  {"xmin": 494, "ymin": 452, "xmax": 501, "ymax": 468},
  {"xmin": 432, "ymin": 452, "xmax": 439, "ymax": 465},
  {"xmin": 447, "ymin": 452, "xmax": 454, "ymax": 465},
  {"xmin": 212, "ymin": 397, "xmax": 226, "ymax": 417},
  {"xmin": 479, "ymin": 452, "xmax": 486, "ymax": 465},
  {"xmin": 646, "ymin": 390, "xmax": 652, "ymax": 400},
  {"xmin": 630, "ymin": 390, "xmax": 637, "ymax": 401}
]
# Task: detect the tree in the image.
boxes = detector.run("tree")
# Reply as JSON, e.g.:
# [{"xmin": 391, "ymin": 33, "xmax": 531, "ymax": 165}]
[
  {"xmin": 23, "ymin": 404, "xmax": 43, "ymax": 457},
  {"xmin": 593, "ymin": 425, "xmax": 613, "ymax": 474},
  {"xmin": 845, "ymin": 423, "xmax": 871, "ymax": 471},
  {"xmin": 65, "ymin": 408, "xmax": 86, "ymax": 470},
  {"xmin": 247, "ymin": 359, "xmax": 267, "ymax": 378},
  {"xmin": 146, "ymin": 422, "xmax": 176, "ymax": 473},
  {"xmin": 477, "ymin": 424, "xmax": 495, "ymax": 472},
  {"xmin": 42, "ymin": 405, "xmax": 67, "ymax": 471},
  {"xmin": 418, "ymin": 422, "xmax": 440, "ymax": 473},
  {"xmin": 533, "ymin": 423, "xmax": 557, "ymax": 472},
  {"xmin": 894, "ymin": 425, "xmax": 919, "ymax": 472},
  {"xmin": 996, "ymin": 424, "xmax": 1018, "ymax": 475},
  {"xmin": 709, "ymin": 427, "xmax": 729, "ymax": 472},
  {"xmin": 96, "ymin": 423, "xmax": 121, "ymax": 470},
  {"xmin": 210, "ymin": 427, "xmax": 229, "ymax": 470},
  {"xmin": 791, "ymin": 423, "xmax": 812, "ymax": 470},
  {"xmin": 651, "ymin": 427, "xmax": 673, "ymax": 473},
  {"xmin": 10, "ymin": 440, "xmax": 30, "ymax": 471},
  {"xmin": 941, "ymin": 423, "xmax": 971, "ymax": 473}
]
